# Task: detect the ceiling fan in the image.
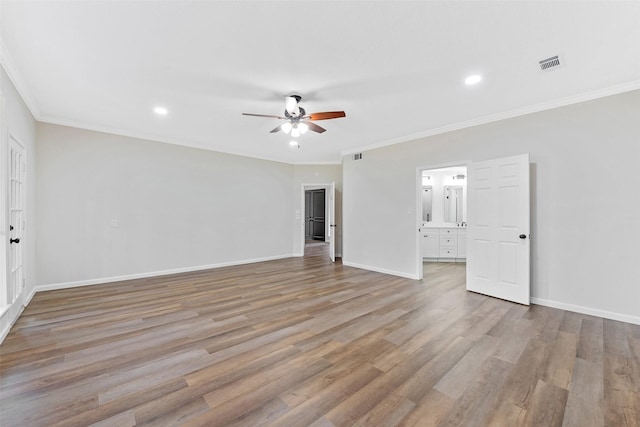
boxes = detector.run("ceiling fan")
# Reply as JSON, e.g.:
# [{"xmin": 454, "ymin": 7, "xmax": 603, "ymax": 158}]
[{"xmin": 242, "ymin": 95, "xmax": 346, "ymax": 137}]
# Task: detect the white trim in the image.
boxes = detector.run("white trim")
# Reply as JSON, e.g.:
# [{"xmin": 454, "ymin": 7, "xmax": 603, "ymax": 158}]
[
  {"xmin": 531, "ymin": 297, "xmax": 640, "ymax": 326},
  {"xmin": 0, "ymin": 41, "xmax": 41, "ymax": 118},
  {"xmin": 35, "ymin": 254, "xmax": 295, "ymax": 292},
  {"xmin": 342, "ymin": 80, "xmax": 640, "ymax": 157},
  {"xmin": 38, "ymin": 116, "xmax": 342, "ymax": 166},
  {"xmin": 342, "ymin": 260, "xmax": 419, "ymax": 280}
]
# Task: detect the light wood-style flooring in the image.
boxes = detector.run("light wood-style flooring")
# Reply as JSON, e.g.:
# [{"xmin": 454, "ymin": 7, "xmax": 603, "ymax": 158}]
[{"xmin": 1, "ymin": 245, "xmax": 639, "ymax": 426}]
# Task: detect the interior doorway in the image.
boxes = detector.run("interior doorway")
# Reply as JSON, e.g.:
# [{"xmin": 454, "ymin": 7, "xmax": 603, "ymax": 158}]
[
  {"xmin": 416, "ymin": 155, "xmax": 531, "ymax": 305},
  {"xmin": 301, "ymin": 183, "xmax": 336, "ymax": 262},
  {"xmin": 416, "ymin": 162, "xmax": 469, "ymax": 281},
  {"xmin": 305, "ymin": 189, "xmax": 326, "ymax": 242}
]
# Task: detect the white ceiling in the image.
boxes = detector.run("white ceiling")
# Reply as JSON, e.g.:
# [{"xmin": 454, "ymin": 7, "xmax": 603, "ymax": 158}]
[{"xmin": 2, "ymin": 1, "xmax": 639, "ymax": 164}]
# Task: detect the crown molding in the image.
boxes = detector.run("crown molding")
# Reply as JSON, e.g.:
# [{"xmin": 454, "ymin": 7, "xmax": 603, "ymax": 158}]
[
  {"xmin": 0, "ymin": 39, "xmax": 41, "ymax": 119},
  {"xmin": 38, "ymin": 114, "xmax": 339, "ymax": 166},
  {"xmin": 341, "ymin": 79, "xmax": 640, "ymax": 157}
]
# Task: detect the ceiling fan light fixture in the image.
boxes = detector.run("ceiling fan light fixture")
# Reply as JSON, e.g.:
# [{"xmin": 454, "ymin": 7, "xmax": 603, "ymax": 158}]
[
  {"xmin": 281, "ymin": 122, "xmax": 292, "ymax": 134},
  {"xmin": 291, "ymin": 127, "xmax": 301, "ymax": 138},
  {"xmin": 289, "ymin": 140, "xmax": 299, "ymax": 148},
  {"xmin": 297, "ymin": 122, "xmax": 309, "ymax": 135},
  {"xmin": 285, "ymin": 96, "xmax": 301, "ymax": 116}
]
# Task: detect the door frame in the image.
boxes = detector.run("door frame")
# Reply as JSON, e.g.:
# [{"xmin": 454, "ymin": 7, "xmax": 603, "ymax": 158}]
[
  {"xmin": 300, "ymin": 183, "xmax": 334, "ymax": 259},
  {"xmin": 415, "ymin": 160, "xmax": 470, "ymax": 280}
]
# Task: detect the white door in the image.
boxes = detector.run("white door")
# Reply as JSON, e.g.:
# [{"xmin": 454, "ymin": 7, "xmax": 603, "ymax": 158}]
[
  {"xmin": 466, "ymin": 154, "xmax": 530, "ymax": 305},
  {"xmin": 328, "ymin": 182, "xmax": 336, "ymax": 262},
  {"xmin": 8, "ymin": 136, "xmax": 26, "ymax": 304}
]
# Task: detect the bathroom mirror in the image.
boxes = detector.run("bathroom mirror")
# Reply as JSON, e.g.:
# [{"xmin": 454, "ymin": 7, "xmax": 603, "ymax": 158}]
[
  {"xmin": 421, "ymin": 186, "xmax": 432, "ymax": 222},
  {"xmin": 444, "ymin": 186, "xmax": 463, "ymax": 223}
]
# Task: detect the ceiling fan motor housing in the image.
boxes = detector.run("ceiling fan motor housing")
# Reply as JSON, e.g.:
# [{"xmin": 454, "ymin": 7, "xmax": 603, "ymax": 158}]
[{"xmin": 284, "ymin": 106, "xmax": 306, "ymax": 121}]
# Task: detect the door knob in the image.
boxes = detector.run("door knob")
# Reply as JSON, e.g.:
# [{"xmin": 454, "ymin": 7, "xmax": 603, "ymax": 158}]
[
  {"xmin": 10, "ymin": 238, "xmax": 20, "ymax": 244},
  {"xmin": 519, "ymin": 234, "xmax": 527, "ymax": 239}
]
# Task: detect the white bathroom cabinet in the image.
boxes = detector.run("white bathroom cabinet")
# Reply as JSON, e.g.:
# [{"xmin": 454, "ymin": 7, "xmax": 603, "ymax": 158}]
[{"xmin": 422, "ymin": 227, "xmax": 466, "ymax": 262}]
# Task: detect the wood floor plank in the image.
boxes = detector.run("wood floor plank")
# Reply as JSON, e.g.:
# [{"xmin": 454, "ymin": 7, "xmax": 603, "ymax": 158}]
[
  {"xmin": 434, "ymin": 334, "xmax": 500, "ymax": 399},
  {"xmin": 542, "ymin": 330, "xmax": 579, "ymax": 390},
  {"xmin": 436, "ymin": 356, "xmax": 514, "ymax": 427},
  {"xmin": 521, "ymin": 379, "xmax": 568, "ymax": 427},
  {"xmin": 562, "ymin": 357, "xmax": 604, "ymax": 427},
  {"xmin": 1, "ymin": 248, "xmax": 638, "ymax": 426},
  {"xmin": 398, "ymin": 389, "xmax": 455, "ymax": 427}
]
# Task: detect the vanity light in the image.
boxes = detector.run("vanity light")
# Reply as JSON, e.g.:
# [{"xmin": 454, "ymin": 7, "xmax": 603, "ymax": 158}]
[
  {"xmin": 154, "ymin": 106, "xmax": 168, "ymax": 115},
  {"xmin": 464, "ymin": 74, "xmax": 482, "ymax": 85}
]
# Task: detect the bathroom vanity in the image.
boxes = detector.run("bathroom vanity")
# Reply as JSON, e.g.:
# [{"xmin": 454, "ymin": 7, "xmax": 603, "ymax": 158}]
[{"xmin": 422, "ymin": 224, "xmax": 466, "ymax": 262}]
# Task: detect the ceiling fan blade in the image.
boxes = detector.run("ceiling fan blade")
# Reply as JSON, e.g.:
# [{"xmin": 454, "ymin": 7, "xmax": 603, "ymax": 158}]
[
  {"xmin": 242, "ymin": 113, "xmax": 286, "ymax": 119},
  {"xmin": 303, "ymin": 121, "xmax": 326, "ymax": 133},
  {"xmin": 269, "ymin": 125, "xmax": 282, "ymax": 133},
  {"xmin": 306, "ymin": 111, "xmax": 346, "ymax": 121}
]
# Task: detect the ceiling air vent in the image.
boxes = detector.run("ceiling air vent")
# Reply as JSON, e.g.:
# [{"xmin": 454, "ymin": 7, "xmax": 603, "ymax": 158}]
[
  {"xmin": 539, "ymin": 55, "xmax": 561, "ymax": 71},
  {"xmin": 353, "ymin": 153, "xmax": 363, "ymax": 161}
]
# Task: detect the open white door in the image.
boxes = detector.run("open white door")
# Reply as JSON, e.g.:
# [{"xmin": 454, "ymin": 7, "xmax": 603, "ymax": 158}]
[
  {"xmin": 467, "ymin": 154, "xmax": 530, "ymax": 305},
  {"xmin": 8, "ymin": 135, "xmax": 26, "ymax": 304},
  {"xmin": 329, "ymin": 182, "xmax": 336, "ymax": 262}
]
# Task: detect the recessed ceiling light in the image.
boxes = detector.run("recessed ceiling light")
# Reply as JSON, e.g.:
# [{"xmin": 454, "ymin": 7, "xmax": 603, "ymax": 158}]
[
  {"xmin": 154, "ymin": 106, "xmax": 168, "ymax": 115},
  {"xmin": 465, "ymin": 75, "xmax": 482, "ymax": 85}
]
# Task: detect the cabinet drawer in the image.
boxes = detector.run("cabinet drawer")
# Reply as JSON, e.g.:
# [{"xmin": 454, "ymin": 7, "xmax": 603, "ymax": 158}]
[
  {"xmin": 422, "ymin": 228, "xmax": 439, "ymax": 236},
  {"xmin": 440, "ymin": 228, "xmax": 458, "ymax": 236},
  {"xmin": 440, "ymin": 247, "xmax": 457, "ymax": 257},
  {"xmin": 440, "ymin": 237, "xmax": 456, "ymax": 247}
]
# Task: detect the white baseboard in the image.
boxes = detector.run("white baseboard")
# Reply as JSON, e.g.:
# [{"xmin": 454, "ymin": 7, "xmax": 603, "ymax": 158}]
[
  {"xmin": 342, "ymin": 260, "xmax": 419, "ymax": 280},
  {"xmin": 531, "ymin": 297, "xmax": 640, "ymax": 326},
  {"xmin": 35, "ymin": 254, "xmax": 295, "ymax": 293},
  {"xmin": 294, "ymin": 251, "xmax": 342, "ymax": 258}
]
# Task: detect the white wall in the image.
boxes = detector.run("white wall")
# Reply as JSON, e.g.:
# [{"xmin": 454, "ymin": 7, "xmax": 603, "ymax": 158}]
[
  {"xmin": 292, "ymin": 165, "xmax": 342, "ymax": 256},
  {"xmin": 0, "ymin": 66, "xmax": 37, "ymax": 339},
  {"xmin": 36, "ymin": 123, "xmax": 295, "ymax": 287},
  {"xmin": 343, "ymin": 89, "xmax": 640, "ymax": 324}
]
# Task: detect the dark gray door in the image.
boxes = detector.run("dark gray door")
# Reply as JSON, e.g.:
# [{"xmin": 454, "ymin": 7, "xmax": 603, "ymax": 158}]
[
  {"xmin": 305, "ymin": 191, "xmax": 312, "ymax": 239},
  {"xmin": 305, "ymin": 189, "xmax": 326, "ymax": 241}
]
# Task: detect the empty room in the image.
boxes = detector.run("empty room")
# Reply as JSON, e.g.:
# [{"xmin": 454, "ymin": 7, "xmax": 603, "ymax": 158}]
[{"xmin": 1, "ymin": 1, "xmax": 639, "ymax": 426}]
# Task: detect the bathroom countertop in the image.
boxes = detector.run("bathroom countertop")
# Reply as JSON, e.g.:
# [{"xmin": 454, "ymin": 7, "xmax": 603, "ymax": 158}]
[{"xmin": 421, "ymin": 222, "xmax": 467, "ymax": 229}]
